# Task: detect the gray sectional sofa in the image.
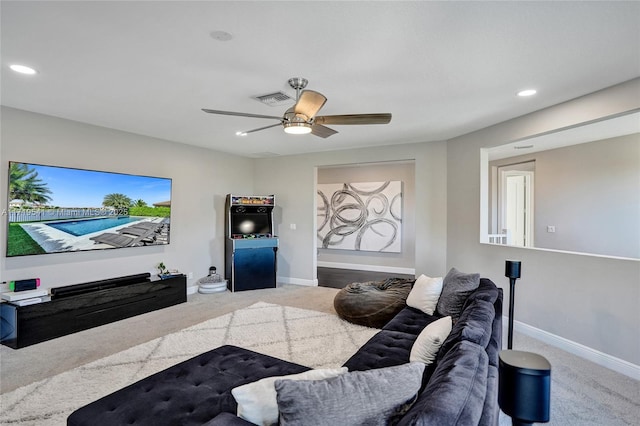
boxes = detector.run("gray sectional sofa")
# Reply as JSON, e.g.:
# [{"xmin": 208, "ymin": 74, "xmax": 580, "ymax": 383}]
[
  {"xmin": 68, "ymin": 278, "xmax": 502, "ymax": 425},
  {"xmin": 344, "ymin": 277, "xmax": 503, "ymax": 425}
]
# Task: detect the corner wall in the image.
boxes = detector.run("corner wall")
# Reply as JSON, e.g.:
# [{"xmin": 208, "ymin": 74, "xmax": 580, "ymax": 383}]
[
  {"xmin": 0, "ymin": 107, "xmax": 254, "ymax": 291},
  {"xmin": 253, "ymin": 141, "xmax": 447, "ymax": 285},
  {"xmin": 446, "ymin": 78, "xmax": 640, "ymax": 368}
]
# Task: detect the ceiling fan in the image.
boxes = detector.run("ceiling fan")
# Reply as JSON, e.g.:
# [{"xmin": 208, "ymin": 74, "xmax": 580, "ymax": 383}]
[{"xmin": 202, "ymin": 77, "xmax": 392, "ymax": 138}]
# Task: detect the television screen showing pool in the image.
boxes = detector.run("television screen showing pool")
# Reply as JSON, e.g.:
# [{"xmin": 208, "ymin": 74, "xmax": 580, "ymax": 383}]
[{"xmin": 6, "ymin": 162, "xmax": 172, "ymax": 257}]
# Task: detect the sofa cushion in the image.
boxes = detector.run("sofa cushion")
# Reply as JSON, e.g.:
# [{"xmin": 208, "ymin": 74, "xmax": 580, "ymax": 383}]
[
  {"xmin": 463, "ymin": 278, "xmax": 500, "ymax": 308},
  {"xmin": 436, "ymin": 268, "xmax": 480, "ymax": 322},
  {"xmin": 486, "ymin": 285, "xmax": 503, "ymax": 359},
  {"xmin": 203, "ymin": 412, "xmax": 255, "ymax": 426},
  {"xmin": 406, "ymin": 274, "xmax": 443, "ymax": 315},
  {"xmin": 397, "ymin": 340, "xmax": 488, "ymax": 426},
  {"xmin": 437, "ymin": 298, "xmax": 495, "ymax": 363},
  {"xmin": 231, "ymin": 367, "xmax": 347, "ymax": 426},
  {"xmin": 478, "ymin": 364, "xmax": 500, "ymax": 426},
  {"xmin": 409, "ymin": 316, "xmax": 452, "ymax": 365},
  {"xmin": 460, "ymin": 299, "xmax": 495, "ymax": 348},
  {"xmin": 275, "ymin": 362, "xmax": 425, "ymax": 426},
  {"xmin": 342, "ymin": 329, "xmax": 417, "ymax": 372},
  {"xmin": 382, "ymin": 306, "xmax": 439, "ymax": 335}
]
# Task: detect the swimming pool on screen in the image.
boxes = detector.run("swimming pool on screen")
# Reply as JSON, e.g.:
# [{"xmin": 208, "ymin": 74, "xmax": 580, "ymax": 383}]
[{"xmin": 46, "ymin": 216, "xmax": 144, "ymax": 237}]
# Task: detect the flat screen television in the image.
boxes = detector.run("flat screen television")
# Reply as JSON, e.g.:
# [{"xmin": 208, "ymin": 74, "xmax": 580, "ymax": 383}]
[{"xmin": 6, "ymin": 161, "xmax": 172, "ymax": 257}]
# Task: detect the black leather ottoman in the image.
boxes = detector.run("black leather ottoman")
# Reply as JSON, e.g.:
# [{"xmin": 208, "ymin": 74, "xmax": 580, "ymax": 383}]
[{"xmin": 67, "ymin": 345, "xmax": 309, "ymax": 426}]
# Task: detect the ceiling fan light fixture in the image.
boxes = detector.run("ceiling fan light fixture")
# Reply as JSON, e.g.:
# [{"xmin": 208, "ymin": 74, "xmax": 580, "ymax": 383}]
[
  {"xmin": 283, "ymin": 122, "xmax": 312, "ymax": 134},
  {"xmin": 203, "ymin": 78, "xmax": 391, "ymax": 139}
]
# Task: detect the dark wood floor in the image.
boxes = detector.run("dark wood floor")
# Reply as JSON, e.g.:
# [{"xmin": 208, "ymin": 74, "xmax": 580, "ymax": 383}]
[{"xmin": 317, "ymin": 267, "xmax": 415, "ymax": 289}]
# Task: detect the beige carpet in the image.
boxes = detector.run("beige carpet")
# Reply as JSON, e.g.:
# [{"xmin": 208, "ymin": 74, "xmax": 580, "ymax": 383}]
[
  {"xmin": 0, "ymin": 302, "xmax": 377, "ymax": 426},
  {"xmin": 1, "ymin": 287, "xmax": 638, "ymax": 426}
]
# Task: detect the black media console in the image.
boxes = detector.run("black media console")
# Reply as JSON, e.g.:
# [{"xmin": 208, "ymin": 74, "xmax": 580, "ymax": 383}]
[{"xmin": 0, "ymin": 273, "xmax": 186, "ymax": 349}]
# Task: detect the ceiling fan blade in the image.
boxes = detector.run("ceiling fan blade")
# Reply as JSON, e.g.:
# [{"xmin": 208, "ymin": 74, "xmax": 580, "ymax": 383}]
[
  {"xmin": 311, "ymin": 123, "xmax": 338, "ymax": 138},
  {"xmin": 293, "ymin": 90, "xmax": 327, "ymax": 120},
  {"xmin": 238, "ymin": 122, "xmax": 283, "ymax": 135},
  {"xmin": 202, "ymin": 109, "xmax": 282, "ymax": 120},
  {"xmin": 314, "ymin": 113, "xmax": 392, "ymax": 125}
]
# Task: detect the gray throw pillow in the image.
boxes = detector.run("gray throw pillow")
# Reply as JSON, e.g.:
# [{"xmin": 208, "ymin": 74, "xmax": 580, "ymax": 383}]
[
  {"xmin": 436, "ymin": 267, "xmax": 480, "ymax": 322},
  {"xmin": 275, "ymin": 362, "xmax": 425, "ymax": 426}
]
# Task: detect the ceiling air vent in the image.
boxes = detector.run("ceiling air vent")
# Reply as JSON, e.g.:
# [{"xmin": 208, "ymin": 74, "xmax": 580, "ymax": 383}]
[{"xmin": 254, "ymin": 91, "xmax": 293, "ymax": 107}]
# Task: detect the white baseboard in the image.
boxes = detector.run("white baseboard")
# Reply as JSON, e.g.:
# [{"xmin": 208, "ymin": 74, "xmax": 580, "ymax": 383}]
[
  {"xmin": 505, "ymin": 316, "xmax": 640, "ymax": 380},
  {"xmin": 317, "ymin": 261, "xmax": 415, "ymax": 276},
  {"xmin": 277, "ymin": 276, "xmax": 318, "ymax": 287},
  {"xmin": 190, "ymin": 278, "xmax": 319, "ymax": 292}
]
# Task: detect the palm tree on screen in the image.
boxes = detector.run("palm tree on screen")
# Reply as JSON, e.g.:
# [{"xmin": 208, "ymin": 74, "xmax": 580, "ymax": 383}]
[
  {"xmin": 9, "ymin": 162, "xmax": 53, "ymax": 206},
  {"xmin": 103, "ymin": 193, "xmax": 133, "ymax": 210}
]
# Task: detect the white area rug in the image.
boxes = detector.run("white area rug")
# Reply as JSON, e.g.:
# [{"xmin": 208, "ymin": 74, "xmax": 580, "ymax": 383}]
[{"xmin": 0, "ymin": 302, "xmax": 378, "ymax": 425}]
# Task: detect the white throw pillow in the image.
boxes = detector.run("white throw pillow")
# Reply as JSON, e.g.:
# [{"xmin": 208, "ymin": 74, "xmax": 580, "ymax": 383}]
[
  {"xmin": 409, "ymin": 316, "xmax": 452, "ymax": 365},
  {"xmin": 406, "ymin": 274, "xmax": 443, "ymax": 315},
  {"xmin": 231, "ymin": 367, "xmax": 348, "ymax": 426}
]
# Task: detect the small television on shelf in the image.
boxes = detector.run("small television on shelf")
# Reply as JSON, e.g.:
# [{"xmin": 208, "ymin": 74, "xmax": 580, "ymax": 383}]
[
  {"xmin": 230, "ymin": 208, "xmax": 273, "ymax": 238},
  {"xmin": 6, "ymin": 161, "xmax": 172, "ymax": 257}
]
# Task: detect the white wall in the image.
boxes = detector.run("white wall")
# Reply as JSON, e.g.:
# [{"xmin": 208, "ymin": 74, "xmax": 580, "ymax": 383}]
[
  {"xmin": 253, "ymin": 141, "xmax": 447, "ymax": 285},
  {"xmin": 0, "ymin": 107, "xmax": 253, "ymax": 291},
  {"xmin": 534, "ymin": 134, "xmax": 639, "ymax": 257},
  {"xmin": 317, "ymin": 161, "xmax": 415, "ymax": 272},
  {"xmin": 489, "ymin": 133, "xmax": 640, "ymax": 258},
  {"xmin": 447, "ymin": 78, "xmax": 640, "ymax": 366}
]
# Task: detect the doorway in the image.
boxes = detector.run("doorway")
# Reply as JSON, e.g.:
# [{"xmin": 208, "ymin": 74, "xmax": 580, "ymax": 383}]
[{"xmin": 497, "ymin": 162, "xmax": 535, "ymax": 247}]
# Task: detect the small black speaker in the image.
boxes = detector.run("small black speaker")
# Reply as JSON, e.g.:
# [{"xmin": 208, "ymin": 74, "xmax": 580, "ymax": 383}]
[
  {"xmin": 499, "ymin": 350, "xmax": 551, "ymax": 424},
  {"xmin": 505, "ymin": 260, "xmax": 522, "ymax": 279},
  {"xmin": 10, "ymin": 278, "xmax": 40, "ymax": 292}
]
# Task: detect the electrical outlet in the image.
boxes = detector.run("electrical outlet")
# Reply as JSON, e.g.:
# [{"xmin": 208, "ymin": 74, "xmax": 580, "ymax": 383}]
[
  {"xmin": 547, "ymin": 225, "xmax": 556, "ymax": 233},
  {"xmin": 188, "ymin": 272, "xmax": 193, "ymax": 279},
  {"xmin": 290, "ymin": 223, "xmax": 297, "ymax": 230}
]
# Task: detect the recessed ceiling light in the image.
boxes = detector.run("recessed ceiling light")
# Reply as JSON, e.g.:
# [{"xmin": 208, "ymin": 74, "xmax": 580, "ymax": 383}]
[
  {"xmin": 210, "ymin": 30, "xmax": 233, "ymax": 42},
  {"xmin": 517, "ymin": 89, "xmax": 537, "ymax": 97},
  {"xmin": 9, "ymin": 64, "xmax": 38, "ymax": 75}
]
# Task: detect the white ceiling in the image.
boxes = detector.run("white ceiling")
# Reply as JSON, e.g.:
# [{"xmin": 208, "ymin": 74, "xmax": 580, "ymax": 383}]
[{"xmin": 2, "ymin": 1, "xmax": 639, "ymax": 158}]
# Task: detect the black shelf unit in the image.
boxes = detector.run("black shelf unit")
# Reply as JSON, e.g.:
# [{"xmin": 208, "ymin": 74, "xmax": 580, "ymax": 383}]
[{"xmin": 0, "ymin": 273, "xmax": 186, "ymax": 349}]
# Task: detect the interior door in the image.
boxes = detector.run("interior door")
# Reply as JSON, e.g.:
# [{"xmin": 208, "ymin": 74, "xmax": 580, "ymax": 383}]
[
  {"xmin": 505, "ymin": 174, "xmax": 526, "ymax": 246},
  {"xmin": 498, "ymin": 165, "xmax": 534, "ymax": 247}
]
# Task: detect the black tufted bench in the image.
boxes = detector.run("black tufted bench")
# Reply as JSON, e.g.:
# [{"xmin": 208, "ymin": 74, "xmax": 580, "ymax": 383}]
[{"xmin": 67, "ymin": 345, "xmax": 309, "ymax": 426}]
